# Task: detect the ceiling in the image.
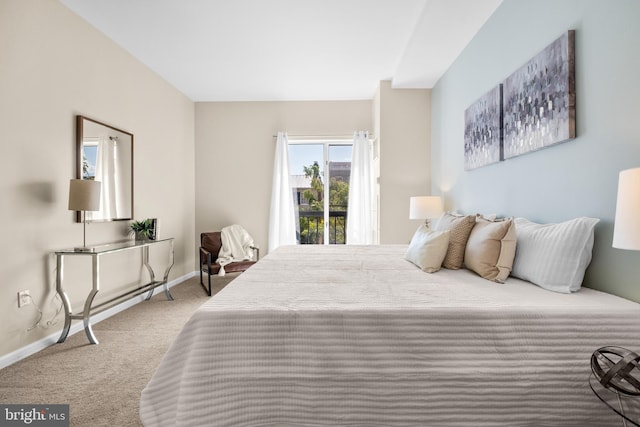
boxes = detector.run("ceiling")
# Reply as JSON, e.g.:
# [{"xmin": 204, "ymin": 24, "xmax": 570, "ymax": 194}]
[{"xmin": 59, "ymin": 0, "xmax": 503, "ymax": 102}]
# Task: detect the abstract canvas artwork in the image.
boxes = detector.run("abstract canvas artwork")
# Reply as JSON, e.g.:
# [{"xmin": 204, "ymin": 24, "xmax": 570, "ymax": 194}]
[
  {"xmin": 503, "ymin": 30, "xmax": 575, "ymax": 159},
  {"xmin": 464, "ymin": 84, "xmax": 503, "ymax": 170}
]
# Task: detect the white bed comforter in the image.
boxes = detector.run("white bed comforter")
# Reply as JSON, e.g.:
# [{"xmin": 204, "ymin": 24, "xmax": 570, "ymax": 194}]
[{"xmin": 140, "ymin": 245, "xmax": 640, "ymax": 426}]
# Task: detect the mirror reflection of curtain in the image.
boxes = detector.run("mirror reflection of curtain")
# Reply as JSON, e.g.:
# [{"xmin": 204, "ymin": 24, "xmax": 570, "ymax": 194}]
[{"xmin": 88, "ymin": 135, "xmax": 118, "ymax": 221}]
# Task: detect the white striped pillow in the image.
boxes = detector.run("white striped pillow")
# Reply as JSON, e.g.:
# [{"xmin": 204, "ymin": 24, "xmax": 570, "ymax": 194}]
[{"xmin": 511, "ymin": 217, "xmax": 600, "ymax": 293}]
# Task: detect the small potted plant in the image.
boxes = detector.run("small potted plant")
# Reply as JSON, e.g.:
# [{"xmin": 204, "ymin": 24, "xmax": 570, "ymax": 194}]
[{"xmin": 130, "ymin": 218, "xmax": 154, "ymax": 241}]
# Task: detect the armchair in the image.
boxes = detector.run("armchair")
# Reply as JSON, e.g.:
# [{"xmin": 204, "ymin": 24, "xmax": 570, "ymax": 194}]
[{"xmin": 199, "ymin": 231, "xmax": 259, "ymax": 296}]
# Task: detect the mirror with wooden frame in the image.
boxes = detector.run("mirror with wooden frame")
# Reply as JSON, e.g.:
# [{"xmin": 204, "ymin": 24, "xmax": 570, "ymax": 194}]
[{"xmin": 76, "ymin": 115, "xmax": 133, "ymax": 222}]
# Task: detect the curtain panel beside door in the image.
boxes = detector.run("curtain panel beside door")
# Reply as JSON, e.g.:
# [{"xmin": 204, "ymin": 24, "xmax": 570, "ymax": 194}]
[
  {"xmin": 268, "ymin": 132, "xmax": 298, "ymax": 252},
  {"xmin": 346, "ymin": 131, "xmax": 375, "ymax": 245}
]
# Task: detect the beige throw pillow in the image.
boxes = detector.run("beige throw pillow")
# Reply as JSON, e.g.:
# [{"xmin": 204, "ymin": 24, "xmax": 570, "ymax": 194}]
[
  {"xmin": 434, "ymin": 213, "xmax": 476, "ymax": 269},
  {"xmin": 405, "ymin": 225, "xmax": 450, "ymax": 273},
  {"xmin": 464, "ymin": 217, "xmax": 516, "ymax": 283}
]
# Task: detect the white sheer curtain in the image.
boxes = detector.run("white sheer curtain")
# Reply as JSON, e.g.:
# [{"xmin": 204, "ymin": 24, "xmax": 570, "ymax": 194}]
[
  {"xmin": 88, "ymin": 135, "xmax": 117, "ymax": 221},
  {"xmin": 268, "ymin": 132, "xmax": 298, "ymax": 252},
  {"xmin": 346, "ymin": 131, "xmax": 375, "ymax": 244}
]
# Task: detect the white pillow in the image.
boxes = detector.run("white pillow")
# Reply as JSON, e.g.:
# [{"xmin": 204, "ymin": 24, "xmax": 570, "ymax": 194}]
[
  {"xmin": 405, "ymin": 225, "xmax": 450, "ymax": 273},
  {"xmin": 511, "ymin": 217, "xmax": 600, "ymax": 293}
]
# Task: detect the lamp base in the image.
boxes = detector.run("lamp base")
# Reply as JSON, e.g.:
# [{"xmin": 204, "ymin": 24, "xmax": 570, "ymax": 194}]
[{"xmin": 73, "ymin": 247, "xmax": 93, "ymax": 253}]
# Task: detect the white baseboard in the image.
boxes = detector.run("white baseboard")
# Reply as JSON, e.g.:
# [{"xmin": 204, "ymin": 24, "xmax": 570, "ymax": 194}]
[{"xmin": 0, "ymin": 271, "xmax": 197, "ymax": 370}]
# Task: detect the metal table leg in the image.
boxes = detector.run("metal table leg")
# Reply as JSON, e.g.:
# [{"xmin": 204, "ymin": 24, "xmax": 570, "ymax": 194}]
[
  {"xmin": 143, "ymin": 240, "xmax": 175, "ymax": 301},
  {"xmin": 142, "ymin": 246, "xmax": 156, "ymax": 300},
  {"xmin": 82, "ymin": 254, "xmax": 100, "ymax": 344},
  {"xmin": 161, "ymin": 240, "xmax": 175, "ymax": 301},
  {"xmin": 56, "ymin": 254, "xmax": 73, "ymax": 343}
]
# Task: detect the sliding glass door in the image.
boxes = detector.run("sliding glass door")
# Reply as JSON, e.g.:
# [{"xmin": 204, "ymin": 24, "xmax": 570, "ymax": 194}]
[{"xmin": 288, "ymin": 141, "xmax": 352, "ymax": 244}]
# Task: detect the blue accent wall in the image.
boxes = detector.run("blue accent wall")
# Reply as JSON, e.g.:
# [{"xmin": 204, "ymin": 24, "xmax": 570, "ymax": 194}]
[{"xmin": 431, "ymin": 0, "xmax": 640, "ymax": 300}]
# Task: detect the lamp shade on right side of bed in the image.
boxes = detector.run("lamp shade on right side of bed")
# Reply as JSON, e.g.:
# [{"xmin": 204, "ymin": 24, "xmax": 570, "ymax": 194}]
[{"xmin": 613, "ymin": 168, "xmax": 640, "ymax": 250}]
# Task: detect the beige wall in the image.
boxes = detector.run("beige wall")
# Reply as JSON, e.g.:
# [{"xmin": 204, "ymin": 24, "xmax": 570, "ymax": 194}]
[
  {"xmin": 0, "ymin": 0, "xmax": 195, "ymax": 358},
  {"xmin": 377, "ymin": 81, "xmax": 431, "ymax": 243},
  {"xmin": 195, "ymin": 87, "xmax": 431, "ymax": 255},
  {"xmin": 195, "ymin": 101, "xmax": 372, "ymax": 258}
]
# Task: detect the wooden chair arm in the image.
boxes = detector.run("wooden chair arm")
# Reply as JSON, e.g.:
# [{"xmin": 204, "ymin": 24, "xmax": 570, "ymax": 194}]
[{"xmin": 250, "ymin": 246, "xmax": 260, "ymax": 261}]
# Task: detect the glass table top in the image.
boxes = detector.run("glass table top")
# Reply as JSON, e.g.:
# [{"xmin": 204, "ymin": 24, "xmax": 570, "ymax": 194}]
[{"xmin": 56, "ymin": 238, "xmax": 173, "ymax": 255}]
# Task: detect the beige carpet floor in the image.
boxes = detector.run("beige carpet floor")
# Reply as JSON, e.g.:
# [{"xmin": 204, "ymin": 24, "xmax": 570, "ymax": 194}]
[{"xmin": 0, "ymin": 274, "xmax": 236, "ymax": 426}]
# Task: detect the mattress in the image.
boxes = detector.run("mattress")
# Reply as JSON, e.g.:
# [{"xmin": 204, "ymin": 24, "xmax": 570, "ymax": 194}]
[{"xmin": 140, "ymin": 244, "xmax": 640, "ymax": 426}]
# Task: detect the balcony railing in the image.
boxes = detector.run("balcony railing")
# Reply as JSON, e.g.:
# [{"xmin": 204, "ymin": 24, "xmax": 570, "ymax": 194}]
[{"xmin": 298, "ymin": 208, "xmax": 347, "ymax": 244}]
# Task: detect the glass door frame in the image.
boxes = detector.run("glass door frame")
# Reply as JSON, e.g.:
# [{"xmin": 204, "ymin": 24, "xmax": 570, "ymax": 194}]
[{"xmin": 288, "ymin": 139, "xmax": 352, "ymax": 245}]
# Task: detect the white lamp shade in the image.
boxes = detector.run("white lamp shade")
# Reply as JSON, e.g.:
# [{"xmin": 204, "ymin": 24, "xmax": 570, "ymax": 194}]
[
  {"xmin": 68, "ymin": 179, "xmax": 101, "ymax": 212},
  {"xmin": 613, "ymin": 168, "xmax": 640, "ymax": 250},
  {"xmin": 409, "ymin": 196, "xmax": 443, "ymax": 220}
]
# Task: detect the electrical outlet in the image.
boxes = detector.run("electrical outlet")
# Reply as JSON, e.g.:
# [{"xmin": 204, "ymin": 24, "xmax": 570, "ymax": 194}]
[{"xmin": 18, "ymin": 290, "xmax": 30, "ymax": 308}]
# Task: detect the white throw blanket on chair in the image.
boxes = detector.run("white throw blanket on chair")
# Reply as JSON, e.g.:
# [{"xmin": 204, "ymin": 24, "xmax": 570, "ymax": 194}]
[{"xmin": 216, "ymin": 224, "xmax": 256, "ymax": 276}]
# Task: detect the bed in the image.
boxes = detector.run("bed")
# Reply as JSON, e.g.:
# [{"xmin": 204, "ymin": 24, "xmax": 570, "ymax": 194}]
[{"xmin": 140, "ymin": 244, "xmax": 640, "ymax": 426}]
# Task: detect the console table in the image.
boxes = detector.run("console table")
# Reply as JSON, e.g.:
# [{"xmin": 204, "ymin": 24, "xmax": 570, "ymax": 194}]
[{"xmin": 55, "ymin": 238, "xmax": 175, "ymax": 344}]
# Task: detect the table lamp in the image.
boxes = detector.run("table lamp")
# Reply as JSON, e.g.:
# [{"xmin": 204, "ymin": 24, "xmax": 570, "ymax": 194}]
[
  {"xmin": 68, "ymin": 179, "xmax": 101, "ymax": 252},
  {"xmin": 409, "ymin": 196, "xmax": 443, "ymax": 229},
  {"xmin": 613, "ymin": 168, "xmax": 640, "ymax": 250}
]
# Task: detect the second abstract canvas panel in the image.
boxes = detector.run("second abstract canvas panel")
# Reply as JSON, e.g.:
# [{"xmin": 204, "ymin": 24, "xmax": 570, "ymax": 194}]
[{"xmin": 503, "ymin": 30, "xmax": 576, "ymax": 159}]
